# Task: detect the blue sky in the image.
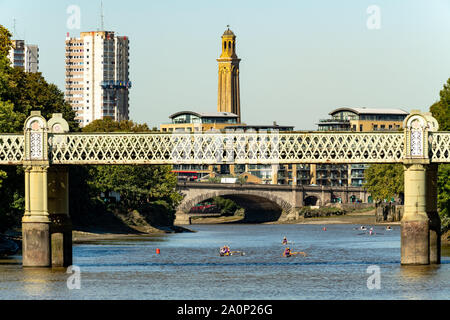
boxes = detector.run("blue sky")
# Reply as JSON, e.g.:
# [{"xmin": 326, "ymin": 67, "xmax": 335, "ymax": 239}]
[{"xmin": 1, "ymin": 0, "xmax": 450, "ymax": 130}]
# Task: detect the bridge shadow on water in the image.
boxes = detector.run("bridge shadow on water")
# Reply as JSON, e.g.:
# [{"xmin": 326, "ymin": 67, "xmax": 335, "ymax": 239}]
[{"xmin": 211, "ymin": 194, "xmax": 283, "ymax": 223}]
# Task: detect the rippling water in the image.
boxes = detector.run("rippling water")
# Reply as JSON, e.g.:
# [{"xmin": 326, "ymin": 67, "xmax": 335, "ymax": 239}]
[{"xmin": 0, "ymin": 224, "xmax": 449, "ymax": 300}]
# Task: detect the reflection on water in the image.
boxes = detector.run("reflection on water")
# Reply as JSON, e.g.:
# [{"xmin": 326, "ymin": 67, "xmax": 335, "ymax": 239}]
[
  {"xmin": 399, "ymin": 265, "xmax": 441, "ymax": 281},
  {"xmin": 0, "ymin": 224, "xmax": 449, "ymax": 300}
]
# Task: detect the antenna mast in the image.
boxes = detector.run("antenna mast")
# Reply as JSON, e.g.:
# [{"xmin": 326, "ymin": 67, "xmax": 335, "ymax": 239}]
[
  {"xmin": 13, "ymin": 18, "xmax": 16, "ymax": 37},
  {"xmin": 100, "ymin": 0, "xmax": 104, "ymax": 31}
]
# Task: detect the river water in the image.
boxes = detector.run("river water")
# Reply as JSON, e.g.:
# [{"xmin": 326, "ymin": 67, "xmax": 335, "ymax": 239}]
[{"xmin": 0, "ymin": 224, "xmax": 449, "ymax": 300}]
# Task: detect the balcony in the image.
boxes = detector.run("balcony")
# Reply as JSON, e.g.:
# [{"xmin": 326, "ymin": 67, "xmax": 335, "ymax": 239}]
[{"xmin": 317, "ymin": 119, "xmax": 351, "ymax": 132}]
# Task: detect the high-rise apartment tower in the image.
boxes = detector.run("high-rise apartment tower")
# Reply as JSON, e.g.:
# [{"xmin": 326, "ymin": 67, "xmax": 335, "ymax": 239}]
[
  {"xmin": 8, "ymin": 40, "xmax": 39, "ymax": 72},
  {"xmin": 65, "ymin": 31, "xmax": 131, "ymax": 127}
]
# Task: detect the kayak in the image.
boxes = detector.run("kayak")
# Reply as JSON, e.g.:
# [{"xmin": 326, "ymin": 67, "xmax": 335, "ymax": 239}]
[{"xmin": 284, "ymin": 251, "xmax": 306, "ymax": 257}]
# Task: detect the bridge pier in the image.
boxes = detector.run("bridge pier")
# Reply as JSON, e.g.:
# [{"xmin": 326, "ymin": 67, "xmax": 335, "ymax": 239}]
[
  {"xmin": 174, "ymin": 211, "xmax": 191, "ymax": 225},
  {"xmin": 22, "ymin": 112, "xmax": 73, "ymax": 268},
  {"xmin": 22, "ymin": 165, "xmax": 52, "ymax": 267},
  {"xmin": 401, "ymin": 163, "xmax": 441, "ymax": 265},
  {"xmin": 401, "ymin": 163, "xmax": 430, "ymax": 265},
  {"xmin": 48, "ymin": 166, "xmax": 72, "ymax": 267},
  {"xmin": 426, "ymin": 163, "xmax": 440, "ymax": 264},
  {"xmin": 401, "ymin": 112, "xmax": 441, "ymax": 265}
]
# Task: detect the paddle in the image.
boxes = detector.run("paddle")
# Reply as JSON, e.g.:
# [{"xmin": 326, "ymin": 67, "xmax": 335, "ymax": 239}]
[{"xmin": 231, "ymin": 250, "xmax": 245, "ymax": 256}]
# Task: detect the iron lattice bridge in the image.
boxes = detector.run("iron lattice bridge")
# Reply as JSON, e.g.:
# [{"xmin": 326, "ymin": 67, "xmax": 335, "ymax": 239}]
[
  {"xmin": 4, "ymin": 111, "xmax": 449, "ymax": 268},
  {"xmin": 0, "ymin": 111, "xmax": 448, "ymax": 165}
]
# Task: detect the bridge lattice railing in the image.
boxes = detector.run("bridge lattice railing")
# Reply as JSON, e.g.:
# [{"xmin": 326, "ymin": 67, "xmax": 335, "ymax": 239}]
[
  {"xmin": 0, "ymin": 134, "xmax": 24, "ymax": 165},
  {"xmin": 47, "ymin": 132, "xmax": 407, "ymax": 165},
  {"xmin": 430, "ymin": 132, "xmax": 450, "ymax": 162},
  {"xmin": 1, "ymin": 131, "xmax": 449, "ymax": 165}
]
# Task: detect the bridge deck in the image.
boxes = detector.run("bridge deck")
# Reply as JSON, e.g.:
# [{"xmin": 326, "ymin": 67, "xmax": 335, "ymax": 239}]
[{"xmin": 0, "ymin": 131, "xmax": 448, "ymax": 165}]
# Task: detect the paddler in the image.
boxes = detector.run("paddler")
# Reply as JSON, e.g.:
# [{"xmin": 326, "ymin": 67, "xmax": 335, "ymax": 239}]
[
  {"xmin": 282, "ymin": 236, "xmax": 288, "ymax": 245},
  {"xmin": 220, "ymin": 246, "xmax": 230, "ymax": 256},
  {"xmin": 283, "ymin": 247, "xmax": 291, "ymax": 257}
]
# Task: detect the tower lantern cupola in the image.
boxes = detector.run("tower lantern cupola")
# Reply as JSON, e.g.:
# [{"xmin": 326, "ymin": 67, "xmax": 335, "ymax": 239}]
[{"xmin": 220, "ymin": 26, "xmax": 238, "ymax": 59}]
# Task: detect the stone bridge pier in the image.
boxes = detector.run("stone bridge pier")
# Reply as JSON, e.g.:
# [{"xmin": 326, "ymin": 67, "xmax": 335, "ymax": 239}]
[{"xmin": 22, "ymin": 112, "xmax": 72, "ymax": 268}]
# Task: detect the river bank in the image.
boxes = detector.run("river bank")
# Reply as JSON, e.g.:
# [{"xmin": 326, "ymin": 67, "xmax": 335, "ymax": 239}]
[
  {"xmin": 192, "ymin": 208, "xmax": 396, "ymax": 226},
  {"xmin": 72, "ymin": 225, "xmax": 194, "ymax": 243}
]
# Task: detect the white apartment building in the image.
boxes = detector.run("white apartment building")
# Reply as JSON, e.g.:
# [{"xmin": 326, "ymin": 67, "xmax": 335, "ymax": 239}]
[
  {"xmin": 8, "ymin": 40, "xmax": 39, "ymax": 72},
  {"xmin": 65, "ymin": 31, "xmax": 131, "ymax": 127}
]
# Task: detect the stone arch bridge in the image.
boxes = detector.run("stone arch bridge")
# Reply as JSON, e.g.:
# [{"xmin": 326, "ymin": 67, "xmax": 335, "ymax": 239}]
[{"xmin": 175, "ymin": 182, "xmax": 369, "ymax": 223}]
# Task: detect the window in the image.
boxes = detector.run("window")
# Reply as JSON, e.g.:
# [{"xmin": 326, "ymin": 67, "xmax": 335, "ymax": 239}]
[{"xmin": 359, "ymin": 125, "xmax": 363, "ymax": 131}]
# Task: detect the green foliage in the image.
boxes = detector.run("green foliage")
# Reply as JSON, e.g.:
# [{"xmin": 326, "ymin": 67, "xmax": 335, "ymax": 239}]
[
  {"xmin": 300, "ymin": 206, "xmax": 345, "ymax": 218},
  {"xmin": 437, "ymin": 164, "xmax": 450, "ymax": 231},
  {"xmin": 0, "ymin": 25, "xmax": 12, "ymax": 58},
  {"xmin": 211, "ymin": 197, "xmax": 240, "ymax": 216},
  {"xmin": 430, "ymin": 78, "xmax": 450, "ymax": 232},
  {"xmin": 0, "ymin": 169, "xmax": 6, "ymax": 188},
  {"xmin": 430, "ymin": 79, "xmax": 450, "ymax": 131},
  {"xmin": 80, "ymin": 118, "xmax": 182, "ymax": 225},
  {"xmin": 0, "ymin": 25, "xmax": 77, "ymax": 231},
  {"xmin": 0, "ymin": 166, "xmax": 25, "ymax": 232},
  {"xmin": 82, "ymin": 117, "xmax": 151, "ymax": 133},
  {"xmin": 87, "ymin": 165, "xmax": 182, "ymax": 212},
  {"xmin": 205, "ymin": 174, "xmax": 247, "ymax": 184},
  {"xmin": 364, "ymin": 164, "xmax": 404, "ymax": 202}
]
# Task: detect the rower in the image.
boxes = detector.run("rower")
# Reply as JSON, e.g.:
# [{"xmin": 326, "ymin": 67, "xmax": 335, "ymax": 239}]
[
  {"xmin": 220, "ymin": 246, "xmax": 230, "ymax": 256},
  {"xmin": 283, "ymin": 247, "xmax": 291, "ymax": 257},
  {"xmin": 282, "ymin": 236, "xmax": 288, "ymax": 245}
]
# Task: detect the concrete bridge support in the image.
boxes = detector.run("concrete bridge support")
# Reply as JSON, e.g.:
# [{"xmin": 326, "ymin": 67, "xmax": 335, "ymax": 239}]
[
  {"xmin": 401, "ymin": 163, "xmax": 430, "ymax": 265},
  {"xmin": 22, "ymin": 165, "xmax": 52, "ymax": 267},
  {"xmin": 48, "ymin": 166, "xmax": 72, "ymax": 268},
  {"xmin": 426, "ymin": 164, "xmax": 440, "ymax": 264},
  {"xmin": 401, "ymin": 112, "xmax": 441, "ymax": 265},
  {"xmin": 22, "ymin": 111, "xmax": 72, "ymax": 268}
]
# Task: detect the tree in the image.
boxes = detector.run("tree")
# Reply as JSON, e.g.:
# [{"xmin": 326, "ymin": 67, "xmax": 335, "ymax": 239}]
[
  {"xmin": 211, "ymin": 197, "xmax": 240, "ymax": 216},
  {"xmin": 430, "ymin": 78, "xmax": 450, "ymax": 232},
  {"xmin": 0, "ymin": 25, "xmax": 12, "ymax": 58},
  {"xmin": 0, "ymin": 25, "xmax": 77, "ymax": 231},
  {"xmin": 81, "ymin": 118, "xmax": 182, "ymax": 225},
  {"xmin": 430, "ymin": 78, "xmax": 450, "ymax": 131},
  {"xmin": 82, "ymin": 117, "xmax": 151, "ymax": 133},
  {"xmin": 364, "ymin": 164, "xmax": 404, "ymax": 203}
]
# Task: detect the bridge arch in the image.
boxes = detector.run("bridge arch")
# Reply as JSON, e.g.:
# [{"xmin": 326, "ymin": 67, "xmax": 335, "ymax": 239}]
[
  {"xmin": 178, "ymin": 189, "xmax": 294, "ymax": 223},
  {"xmin": 304, "ymin": 195, "xmax": 320, "ymax": 206}
]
